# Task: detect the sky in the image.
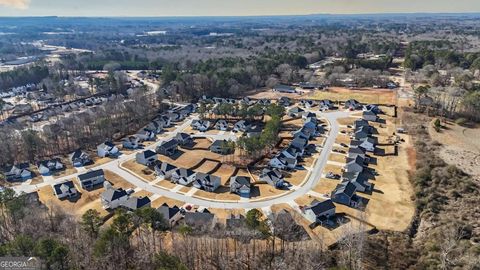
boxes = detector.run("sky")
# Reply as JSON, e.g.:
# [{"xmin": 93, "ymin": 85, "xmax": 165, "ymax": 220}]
[{"xmin": 0, "ymin": 0, "xmax": 479, "ymax": 17}]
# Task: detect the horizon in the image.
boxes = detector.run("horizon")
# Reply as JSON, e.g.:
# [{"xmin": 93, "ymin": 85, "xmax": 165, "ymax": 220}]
[{"xmin": 0, "ymin": 0, "xmax": 479, "ymax": 17}]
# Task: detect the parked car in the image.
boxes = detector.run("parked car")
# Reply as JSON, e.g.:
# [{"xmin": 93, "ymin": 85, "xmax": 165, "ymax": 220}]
[
  {"xmin": 340, "ymin": 143, "xmax": 348, "ymax": 147},
  {"xmin": 326, "ymin": 172, "xmax": 341, "ymax": 179}
]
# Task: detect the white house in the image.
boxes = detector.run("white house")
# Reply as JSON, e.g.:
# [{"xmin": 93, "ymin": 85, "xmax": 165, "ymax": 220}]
[{"xmin": 97, "ymin": 141, "xmax": 119, "ymax": 158}]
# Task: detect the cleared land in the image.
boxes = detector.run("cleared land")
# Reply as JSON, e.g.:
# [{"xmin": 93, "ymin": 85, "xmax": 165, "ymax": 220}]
[
  {"xmin": 308, "ymin": 87, "xmax": 396, "ymax": 105},
  {"xmin": 122, "ymin": 159, "xmax": 156, "ymax": 181}
]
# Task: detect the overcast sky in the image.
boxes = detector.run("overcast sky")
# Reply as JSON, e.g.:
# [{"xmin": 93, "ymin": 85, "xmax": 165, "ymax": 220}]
[{"xmin": 0, "ymin": 0, "xmax": 479, "ymax": 16}]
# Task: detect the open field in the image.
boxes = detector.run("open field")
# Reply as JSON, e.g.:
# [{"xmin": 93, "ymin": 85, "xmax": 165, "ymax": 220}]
[
  {"xmin": 150, "ymin": 196, "xmax": 185, "ymax": 208},
  {"xmin": 247, "ymin": 88, "xmax": 309, "ymax": 100},
  {"xmin": 190, "ymin": 138, "xmax": 213, "ymax": 149},
  {"xmin": 308, "ymin": 87, "xmax": 396, "ymax": 105},
  {"xmin": 105, "ymin": 170, "xmax": 135, "ymax": 190},
  {"xmin": 206, "ymin": 208, "xmax": 245, "ymax": 224},
  {"xmin": 122, "ymin": 159, "xmax": 156, "ymax": 181},
  {"xmin": 428, "ymin": 120, "xmax": 480, "ymax": 178},
  {"xmin": 284, "ymin": 169, "xmax": 308, "ymax": 186},
  {"xmin": 328, "ymin": 153, "xmax": 346, "ymax": 163}
]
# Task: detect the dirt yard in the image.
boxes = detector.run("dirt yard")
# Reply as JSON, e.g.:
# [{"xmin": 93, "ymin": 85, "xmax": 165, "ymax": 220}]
[
  {"xmin": 104, "ymin": 170, "xmax": 135, "ymax": 190},
  {"xmin": 308, "ymin": 87, "xmax": 396, "ymax": 105},
  {"xmin": 122, "ymin": 159, "xmax": 156, "ymax": 181}
]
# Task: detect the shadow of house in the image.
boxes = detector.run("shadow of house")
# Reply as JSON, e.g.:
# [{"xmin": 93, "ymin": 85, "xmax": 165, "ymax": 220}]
[
  {"xmin": 311, "ymin": 213, "xmax": 351, "ymax": 231},
  {"xmin": 168, "ymin": 150, "xmax": 185, "ymax": 161},
  {"xmin": 377, "ymin": 118, "xmax": 387, "ymax": 124},
  {"xmin": 248, "ymin": 186, "xmax": 261, "ymax": 198}
]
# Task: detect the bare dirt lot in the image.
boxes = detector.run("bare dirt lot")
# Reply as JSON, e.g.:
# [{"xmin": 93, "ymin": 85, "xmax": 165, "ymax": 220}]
[
  {"xmin": 122, "ymin": 159, "xmax": 156, "ymax": 181},
  {"xmin": 428, "ymin": 120, "xmax": 480, "ymax": 178},
  {"xmin": 247, "ymin": 88, "xmax": 309, "ymax": 100},
  {"xmin": 308, "ymin": 87, "xmax": 396, "ymax": 105}
]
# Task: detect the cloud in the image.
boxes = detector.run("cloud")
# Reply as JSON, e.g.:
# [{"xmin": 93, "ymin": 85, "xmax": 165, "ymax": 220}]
[{"xmin": 0, "ymin": 0, "xmax": 30, "ymax": 9}]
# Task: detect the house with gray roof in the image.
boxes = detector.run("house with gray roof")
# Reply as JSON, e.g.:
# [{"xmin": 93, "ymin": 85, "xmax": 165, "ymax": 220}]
[
  {"xmin": 319, "ymin": 99, "xmax": 334, "ymax": 110},
  {"xmin": 3, "ymin": 163, "xmax": 32, "ymax": 182},
  {"xmin": 154, "ymin": 161, "xmax": 178, "ymax": 180},
  {"xmin": 184, "ymin": 209, "xmax": 216, "ymax": 230},
  {"xmin": 70, "ymin": 149, "xmax": 91, "ymax": 167},
  {"xmin": 288, "ymin": 107, "xmax": 304, "ymax": 117},
  {"xmin": 122, "ymin": 196, "xmax": 151, "ymax": 211},
  {"xmin": 345, "ymin": 156, "xmax": 365, "ymax": 173},
  {"xmin": 342, "ymin": 172, "xmax": 372, "ymax": 193},
  {"xmin": 101, "ymin": 185, "xmax": 129, "ymax": 209},
  {"xmin": 174, "ymin": 133, "xmax": 193, "ymax": 146},
  {"xmin": 269, "ymin": 153, "xmax": 297, "ymax": 170},
  {"xmin": 193, "ymin": 173, "xmax": 221, "ymax": 192},
  {"xmin": 136, "ymin": 129, "xmax": 155, "ymax": 141},
  {"xmin": 171, "ymin": 168, "xmax": 197, "ymax": 186},
  {"xmin": 37, "ymin": 158, "xmax": 64, "ymax": 176},
  {"xmin": 230, "ymin": 176, "xmax": 251, "ymax": 198},
  {"xmin": 122, "ymin": 136, "xmax": 140, "ymax": 149},
  {"xmin": 348, "ymin": 146, "xmax": 366, "ymax": 159},
  {"xmin": 278, "ymin": 96, "xmax": 291, "ymax": 106},
  {"xmin": 260, "ymin": 168, "xmax": 285, "ymax": 188},
  {"xmin": 233, "ymin": 120, "xmax": 251, "ymax": 132},
  {"xmin": 191, "ymin": 120, "xmax": 211, "ymax": 132},
  {"xmin": 97, "ymin": 141, "xmax": 119, "ymax": 158},
  {"xmin": 362, "ymin": 110, "xmax": 378, "ymax": 122},
  {"xmin": 210, "ymin": 140, "xmax": 233, "ymax": 154},
  {"xmin": 344, "ymin": 99, "xmax": 361, "ymax": 110},
  {"xmin": 214, "ymin": 120, "xmax": 229, "ymax": 131},
  {"xmin": 273, "ymin": 84, "xmax": 296, "ymax": 93}
]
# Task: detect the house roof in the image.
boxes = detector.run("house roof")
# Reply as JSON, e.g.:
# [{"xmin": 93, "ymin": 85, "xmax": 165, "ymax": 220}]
[
  {"xmin": 102, "ymin": 187, "xmax": 128, "ymax": 202},
  {"xmin": 159, "ymin": 138, "xmax": 178, "ymax": 149},
  {"xmin": 346, "ymin": 155, "xmax": 365, "ymax": 166},
  {"xmin": 333, "ymin": 181, "xmax": 356, "ymax": 197},
  {"xmin": 210, "ymin": 139, "xmax": 227, "ymax": 148},
  {"xmin": 348, "ymin": 147, "xmax": 365, "ymax": 155},
  {"xmin": 159, "ymin": 162, "xmax": 177, "ymax": 172},
  {"xmin": 53, "ymin": 181, "xmax": 76, "ymax": 195},
  {"xmin": 157, "ymin": 203, "xmax": 180, "ymax": 219},
  {"xmin": 175, "ymin": 133, "xmax": 191, "ymax": 140},
  {"xmin": 140, "ymin": 150, "xmax": 157, "ymax": 159},
  {"xmin": 306, "ymin": 199, "xmax": 336, "ymax": 215},
  {"xmin": 231, "ymin": 176, "xmax": 251, "ymax": 187},
  {"xmin": 123, "ymin": 196, "xmax": 151, "ymax": 210},
  {"xmin": 71, "ymin": 149, "xmax": 88, "ymax": 161},
  {"xmin": 78, "ymin": 169, "xmax": 104, "ymax": 181},
  {"xmin": 288, "ymin": 107, "xmax": 304, "ymax": 114},
  {"xmin": 184, "ymin": 211, "xmax": 215, "ymax": 227},
  {"xmin": 174, "ymin": 168, "xmax": 196, "ymax": 178}
]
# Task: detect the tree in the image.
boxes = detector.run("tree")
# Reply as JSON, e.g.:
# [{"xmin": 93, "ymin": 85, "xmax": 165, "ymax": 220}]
[
  {"xmin": 433, "ymin": 118, "xmax": 442, "ymax": 132},
  {"xmin": 153, "ymin": 252, "xmax": 188, "ymax": 270},
  {"xmin": 245, "ymin": 209, "xmax": 262, "ymax": 230},
  {"xmin": 81, "ymin": 209, "xmax": 103, "ymax": 238}
]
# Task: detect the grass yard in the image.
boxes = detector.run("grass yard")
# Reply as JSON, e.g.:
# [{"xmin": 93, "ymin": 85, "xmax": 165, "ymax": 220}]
[
  {"xmin": 323, "ymin": 164, "xmax": 343, "ymax": 175},
  {"xmin": 156, "ymin": 181, "xmax": 176, "ymax": 190},
  {"xmin": 328, "ymin": 153, "xmax": 346, "ymax": 163},
  {"xmin": 284, "ymin": 170, "xmax": 308, "ymax": 186},
  {"xmin": 194, "ymin": 189, "xmax": 240, "ymax": 201},
  {"xmin": 150, "ymin": 196, "xmax": 185, "ymax": 208},
  {"xmin": 104, "ymin": 170, "xmax": 135, "ymax": 190}
]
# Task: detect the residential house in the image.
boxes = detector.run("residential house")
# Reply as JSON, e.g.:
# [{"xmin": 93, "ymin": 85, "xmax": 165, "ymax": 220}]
[
  {"xmin": 342, "ymin": 172, "xmax": 372, "ymax": 193},
  {"xmin": 37, "ymin": 158, "xmax": 64, "ymax": 176},
  {"xmin": 78, "ymin": 169, "xmax": 105, "ymax": 189},
  {"xmin": 52, "ymin": 181, "xmax": 78, "ymax": 199},
  {"xmin": 226, "ymin": 214, "xmax": 246, "ymax": 229},
  {"xmin": 154, "ymin": 161, "xmax": 178, "ymax": 180},
  {"xmin": 122, "ymin": 136, "xmax": 140, "ymax": 149},
  {"xmin": 233, "ymin": 120, "xmax": 251, "ymax": 133},
  {"xmin": 278, "ymin": 96, "xmax": 291, "ymax": 106},
  {"xmin": 348, "ymin": 146, "xmax": 366, "ymax": 159},
  {"xmin": 241, "ymin": 97, "xmax": 256, "ymax": 106},
  {"xmin": 282, "ymin": 146, "xmax": 302, "ymax": 159},
  {"xmin": 193, "ymin": 173, "xmax": 221, "ymax": 192},
  {"xmin": 171, "ymin": 168, "xmax": 197, "ymax": 185},
  {"xmin": 145, "ymin": 121, "xmax": 163, "ymax": 134},
  {"xmin": 258, "ymin": 99, "xmax": 271, "ymax": 106},
  {"xmin": 157, "ymin": 203, "xmax": 182, "ymax": 227},
  {"xmin": 101, "ymin": 185, "xmax": 129, "ymax": 209},
  {"xmin": 70, "ymin": 149, "xmax": 91, "ymax": 167},
  {"xmin": 302, "ymin": 112, "xmax": 317, "ymax": 120},
  {"xmin": 331, "ymin": 181, "xmax": 358, "ymax": 206},
  {"xmin": 300, "ymin": 99, "xmax": 316, "ymax": 108},
  {"xmin": 230, "ymin": 176, "xmax": 251, "ymax": 198},
  {"xmin": 166, "ymin": 112, "xmax": 183, "ymax": 122},
  {"xmin": 363, "ymin": 104, "xmax": 381, "ymax": 114},
  {"xmin": 260, "ymin": 168, "xmax": 285, "ymax": 188},
  {"xmin": 159, "ymin": 115, "xmax": 172, "ymax": 127},
  {"xmin": 174, "ymin": 133, "xmax": 193, "ymax": 146},
  {"xmin": 210, "ymin": 140, "xmax": 233, "ymax": 154},
  {"xmin": 215, "ymin": 120, "xmax": 229, "ymax": 131},
  {"xmin": 303, "ymin": 199, "xmax": 336, "ymax": 224},
  {"xmin": 97, "ymin": 141, "xmax": 119, "ymax": 158},
  {"xmin": 344, "ymin": 99, "xmax": 361, "ymax": 110},
  {"xmin": 269, "ymin": 153, "xmax": 297, "ymax": 170},
  {"xmin": 122, "ymin": 196, "xmax": 151, "ymax": 211},
  {"xmin": 136, "ymin": 129, "xmax": 155, "ymax": 141},
  {"xmin": 362, "ymin": 111, "xmax": 378, "ymax": 122},
  {"xmin": 345, "ymin": 156, "xmax": 365, "ymax": 173},
  {"xmin": 3, "ymin": 163, "xmax": 32, "ymax": 181},
  {"xmin": 156, "ymin": 139, "xmax": 178, "ymax": 156},
  {"xmin": 288, "ymin": 107, "xmax": 304, "ymax": 118},
  {"xmin": 290, "ymin": 137, "xmax": 308, "ymax": 151},
  {"xmin": 319, "ymin": 99, "xmax": 334, "ymax": 110},
  {"xmin": 184, "ymin": 209, "xmax": 216, "ymax": 230},
  {"xmin": 350, "ymin": 138, "xmax": 375, "ymax": 152},
  {"xmin": 135, "ymin": 150, "xmax": 158, "ymax": 165},
  {"xmin": 273, "ymin": 84, "xmax": 296, "ymax": 93},
  {"xmin": 354, "ymin": 126, "xmax": 370, "ymax": 140}
]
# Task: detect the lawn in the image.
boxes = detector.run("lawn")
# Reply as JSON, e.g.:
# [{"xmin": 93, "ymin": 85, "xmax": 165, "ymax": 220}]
[
  {"xmin": 122, "ymin": 159, "xmax": 156, "ymax": 181},
  {"xmin": 308, "ymin": 87, "xmax": 396, "ymax": 105}
]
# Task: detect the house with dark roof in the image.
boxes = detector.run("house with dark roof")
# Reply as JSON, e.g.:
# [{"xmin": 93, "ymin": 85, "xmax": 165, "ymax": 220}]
[
  {"xmin": 194, "ymin": 173, "xmax": 221, "ymax": 192},
  {"xmin": 278, "ymin": 96, "xmax": 291, "ymax": 106},
  {"xmin": 233, "ymin": 120, "xmax": 251, "ymax": 132},
  {"xmin": 70, "ymin": 149, "xmax": 91, "ymax": 167},
  {"xmin": 348, "ymin": 146, "xmax": 366, "ymax": 159},
  {"xmin": 260, "ymin": 168, "xmax": 285, "ymax": 188},
  {"xmin": 269, "ymin": 153, "xmax": 297, "ymax": 170},
  {"xmin": 122, "ymin": 136, "xmax": 140, "ymax": 149},
  {"xmin": 226, "ymin": 214, "xmax": 246, "ymax": 229},
  {"xmin": 290, "ymin": 137, "xmax": 308, "ymax": 151},
  {"xmin": 174, "ymin": 133, "xmax": 193, "ymax": 146},
  {"xmin": 157, "ymin": 203, "xmax": 182, "ymax": 227},
  {"xmin": 154, "ymin": 161, "xmax": 178, "ymax": 180},
  {"xmin": 345, "ymin": 156, "xmax": 365, "ymax": 173},
  {"xmin": 282, "ymin": 146, "xmax": 302, "ymax": 159},
  {"xmin": 241, "ymin": 97, "xmax": 255, "ymax": 106},
  {"xmin": 350, "ymin": 138, "xmax": 375, "ymax": 152},
  {"xmin": 156, "ymin": 139, "xmax": 178, "ymax": 156},
  {"xmin": 214, "ymin": 120, "xmax": 229, "ymax": 131},
  {"xmin": 319, "ymin": 99, "xmax": 334, "ymax": 110},
  {"xmin": 354, "ymin": 126, "xmax": 370, "ymax": 140},
  {"xmin": 288, "ymin": 107, "xmax": 305, "ymax": 117},
  {"xmin": 230, "ymin": 176, "xmax": 251, "ymax": 198},
  {"xmin": 101, "ymin": 185, "xmax": 129, "ymax": 209},
  {"xmin": 273, "ymin": 84, "xmax": 296, "ymax": 93},
  {"xmin": 300, "ymin": 99, "xmax": 316, "ymax": 108},
  {"xmin": 303, "ymin": 199, "xmax": 336, "ymax": 224},
  {"xmin": 3, "ymin": 163, "xmax": 32, "ymax": 181},
  {"xmin": 362, "ymin": 110, "xmax": 378, "ymax": 122},
  {"xmin": 145, "ymin": 120, "xmax": 163, "ymax": 134},
  {"xmin": 342, "ymin": 172, "xmax": 372, "ymax": 193},
  {"xmin": 97, "ymin": 141, "xmax": 119, "ymax": 158},
  {"xmin": 78, "ymin": 169, "xmax": 105, "ymax": 189},
  {"xmin": 344, "ymin": 99, "xmax": 361, "ymax": 110},
  {"xmin": 135, "ymin": 150, "xmax": 158, "ymax": 165},
  {"xmin": 52, "ymin": 180, "xmax": 78, "ymax": 199},
  {"xmin": 191, "ymin": 120, "xmax": 211, "ymax": 132},
  {"xmin": 184, "ymin": 209, "xmax": 216, "ymax": 230},
  {"xmin": 37, "ymin": 158, "xmax": 64, "ymax": 176},
  {"xmin": 171, "ymin": 168, "xmax": 197, "ymax": 185},
  {"xmin": 122, "ymin": 196, "xmax": 151, "ymax": 211},
  {"xmin": 354, "ymin": 119, "xmax": 370, "ymax": 129},
  {"xmin": 210, "ymin": 140, "xmax": 233, "ymax": 154},
  {"xmin": 331, "ymin": 181, "xmax": 357, "ymax": 206}
]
